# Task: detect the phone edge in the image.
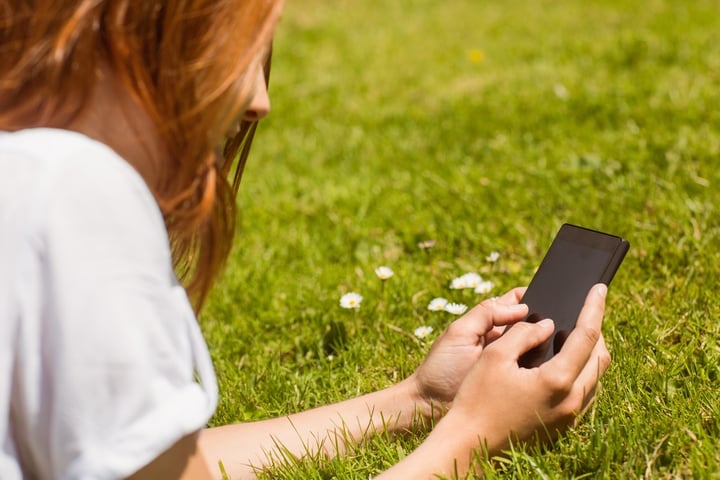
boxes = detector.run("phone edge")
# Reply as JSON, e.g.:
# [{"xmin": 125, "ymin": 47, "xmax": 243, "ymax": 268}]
[{"xmin": 599, "ymin": 238, "xmax": 630, "ymax": 285}]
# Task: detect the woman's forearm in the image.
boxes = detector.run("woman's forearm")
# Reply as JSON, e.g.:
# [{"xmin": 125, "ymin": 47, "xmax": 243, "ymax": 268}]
[
  {"xmin": 199, "ymin": 375, "xmax": 436, "ymax": 480},
  {"xmin": 373, "ymin": 409, "xmax": 503, "ymax": 480}
]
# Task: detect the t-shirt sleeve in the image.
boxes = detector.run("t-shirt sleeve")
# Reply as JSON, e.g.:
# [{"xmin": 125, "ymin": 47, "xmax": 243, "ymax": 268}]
[{"xmin": 18, "ymin": 142, "xmax": 217, "ymax": 479}]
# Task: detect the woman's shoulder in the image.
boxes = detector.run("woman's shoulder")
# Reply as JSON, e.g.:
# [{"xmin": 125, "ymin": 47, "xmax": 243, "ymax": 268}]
[
  {"xmin": 0, "ymin": 129, "xmax": 217, "ymax": 480},
  {"xmin": 0, "ymin": 127, "xmax": 165, "ymax": 240},
  {"xmin": 0, "ymin": 127, "xmax": 154, "ymax": 202}
]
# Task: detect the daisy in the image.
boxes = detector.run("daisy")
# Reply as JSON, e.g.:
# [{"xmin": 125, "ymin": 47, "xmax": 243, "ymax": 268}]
[
  {"xmin": 427, "ymin": 297, "xmax": 449, "ymax": 311},
  {"xmin": 486, "ymin": 251, "xmax": 500, "ymax": 263},
  {"xmin": 445, "ymin": 303, "xmax": 468, "ymax": 315},
  {"xmin": 474, "ymin": 280, "xmax": 495, "ymax": 294},
  {"xmin": 414, "ymin": 326, "xmax": 434, "ymax": 339},
  {"xmin": 450, "ymin": 272, "xmax": 483, "ymax": 289},
  {"xmin": 375, "ymin": 266, "xmax": 394, "ymax": 280},
  {"xmin": 339, "ymin": 292, "xmax": 363, "ymax": 309},
  {"xmin": 553, "ymin": 83, "xmax": 570, "ymax": 99}
]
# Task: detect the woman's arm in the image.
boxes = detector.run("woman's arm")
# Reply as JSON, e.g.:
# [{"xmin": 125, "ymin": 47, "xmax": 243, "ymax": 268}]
[
  {"xmin": 199, "ymin": 376, "xmax": 429, "ymax": 479},
  {"xmin": 376, "ymin": 283, "xmax": 611, "ymax": 479},
  {"xmin": 195, "ymin": 288, "xmax": 530, "ymax": 479},
  {"xmin": 127, "ymin": 433, "xmax": 214, "ymax": 480},
  {"xmin": 198, "ymin": 285, "xmax": 608, "ymax": 480}
]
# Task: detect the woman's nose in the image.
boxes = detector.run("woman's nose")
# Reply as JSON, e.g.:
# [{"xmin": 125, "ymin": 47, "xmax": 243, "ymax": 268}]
[{"xmin": 242, "ymin": 68, "xmax": 270, "ymax": 122}]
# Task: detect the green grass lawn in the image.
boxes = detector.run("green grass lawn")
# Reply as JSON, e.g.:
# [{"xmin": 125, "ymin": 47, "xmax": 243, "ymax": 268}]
[{"xmin": 201, "ymin": 0, "xmax": 720, "ymax": 477}]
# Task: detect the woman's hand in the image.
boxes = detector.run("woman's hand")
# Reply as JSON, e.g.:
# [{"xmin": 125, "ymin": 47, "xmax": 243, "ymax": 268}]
[
  {"xmin": 377, "ymin": 284, "xmax": 611, "ymax": 479},
  {"xmin": 451, "ymin": 283, "xmax": 611, "ymax": 448},
  {"xmin": 409, "ymin": 287, "xmax": 528, "ymax": 414}
]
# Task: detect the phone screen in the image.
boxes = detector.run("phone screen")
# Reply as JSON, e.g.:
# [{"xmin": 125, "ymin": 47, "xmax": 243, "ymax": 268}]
[{"xmin": 517, "ymin": 224, "xmax": 628, "ymax": 367}]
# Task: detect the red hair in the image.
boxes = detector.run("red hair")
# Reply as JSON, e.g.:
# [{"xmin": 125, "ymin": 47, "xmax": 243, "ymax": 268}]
[{"xmin": 0, "ymin": 0, "xmax": 283, "ymax": 309}]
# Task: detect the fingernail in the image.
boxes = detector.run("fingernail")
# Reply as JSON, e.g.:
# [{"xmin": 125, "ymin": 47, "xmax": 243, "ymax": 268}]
[
  {"xmin": 508, "ymin": 303, "xmax": 527, "ymax": 312},
  {"xmin": 596, "ymin": 284, "xmax": 608, "ymax": 299},
  {"xmin": 537, "ymin": 318, "xmax": 554, "ymax": 328}
]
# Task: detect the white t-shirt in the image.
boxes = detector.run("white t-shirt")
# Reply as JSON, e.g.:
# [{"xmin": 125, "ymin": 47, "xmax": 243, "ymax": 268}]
[{"xmin": 0, "ymin": 128, "xmax": 218, "ymax": 479}]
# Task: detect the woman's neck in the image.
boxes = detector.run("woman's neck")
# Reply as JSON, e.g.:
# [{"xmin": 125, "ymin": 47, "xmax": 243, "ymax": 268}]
[{"xmin": 65, "ymin": 64, "xmax": 167, "ymax": 186}]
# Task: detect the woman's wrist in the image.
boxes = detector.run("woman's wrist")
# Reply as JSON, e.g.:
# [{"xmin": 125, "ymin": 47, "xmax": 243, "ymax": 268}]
[
  {"xmin": 375, "ymin": 408, "xmax": 502, "ymax": 480},
  {"xmin": 421, "ymin": 407, "xmax": 508, "ymax": 475},
  {"xmin": 437, "ymin": 406, "xmax": 508, "ymax": 456},
  {"xmin": 396, "ymin": 373, "xmax": 450, "ymax": 427}
]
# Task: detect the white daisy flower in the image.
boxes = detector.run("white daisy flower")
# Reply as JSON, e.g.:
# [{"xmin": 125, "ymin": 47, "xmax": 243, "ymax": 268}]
[
  {"xmin": 427, "ymin": 297, "xmax": 449, "ymax": 311},
  {"xmin": 445, "ymin": 302, "xmax": 468, "ymax": 315},
  {"xmin": 474, "ymin": 280, "xmax": 495, "ymax": 294},
  {"xmin": 414, "ymin": 326, "xmax": 434, "ymax": 339},
  {"xmin": 375, "ymin": 266, "xmax": 394, "ymax": 280},
  {"xmin": 417, "ymin": 239, "xmax": 436, "ymax": 250},
  {"xmin": 339, "ymin": 292, "xmax": 363, "ymax": 309},
  {"xmin": 450, "ymin": 272, "xmax": 483, "ymax": 289},
  {"xmin": 486, "ymin": 251, "xmax": 500, "ymax": 263},
  {"xmin": 553, "ymin": 83, "xmax": 570, "ymax": 99}
]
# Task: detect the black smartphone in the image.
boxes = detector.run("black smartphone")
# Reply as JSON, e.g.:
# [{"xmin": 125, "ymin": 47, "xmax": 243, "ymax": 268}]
[{"xmin": 516, "ymin": 223, "xmax": 629, "ymax": 368}]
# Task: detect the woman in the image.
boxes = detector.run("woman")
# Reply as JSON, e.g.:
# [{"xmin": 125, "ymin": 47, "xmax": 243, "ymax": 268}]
[{"xmin": 0, "ymin": 1, "xmax": 611, "ymax": 479}]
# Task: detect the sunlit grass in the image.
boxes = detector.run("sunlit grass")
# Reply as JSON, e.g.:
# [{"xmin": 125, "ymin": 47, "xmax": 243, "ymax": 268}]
[{"xmin": 202, "ymin": 0, "xmax": 720, "ymax": 477}]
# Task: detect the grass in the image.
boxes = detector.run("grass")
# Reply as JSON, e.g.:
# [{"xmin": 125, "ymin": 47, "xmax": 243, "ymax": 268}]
[{"xmin": 201, "ymin": 0, "xmax": 720, "ymax": 477}]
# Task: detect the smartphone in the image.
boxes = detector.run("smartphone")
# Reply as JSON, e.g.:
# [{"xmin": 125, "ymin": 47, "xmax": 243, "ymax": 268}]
[{"xmin": 515, "ymin": 223, "xmax": 629, "ymax": 368}]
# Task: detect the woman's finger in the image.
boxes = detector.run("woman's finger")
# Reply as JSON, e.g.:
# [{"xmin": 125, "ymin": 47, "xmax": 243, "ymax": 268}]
[
  {"xmin": 488, "ymin": 318, "xmax": 556, "ymax": 361},
  {"xmin": 544, "ymin": 283, "xmax": 607, "ymax": 379},
  {"xmin": 573, "ymin": 334, "xmax": 611, "ymax": 410},
  {"xmin": 451, "ymin": 301, "xmax": 529, "ymax": 339},
  {"xmin": 495, "ymin": 287, "xmax": 527, "ymax": 306}
]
